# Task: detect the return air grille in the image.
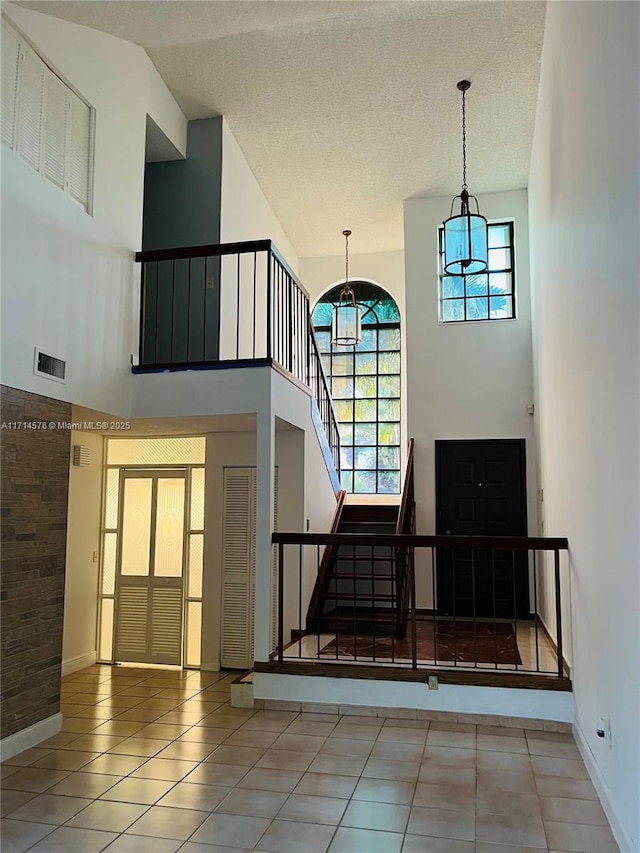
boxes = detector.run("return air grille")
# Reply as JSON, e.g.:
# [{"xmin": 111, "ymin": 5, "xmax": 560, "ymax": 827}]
[{"xmin": 33, "ymin": 348, "xmax": 66, "ymax": 382}]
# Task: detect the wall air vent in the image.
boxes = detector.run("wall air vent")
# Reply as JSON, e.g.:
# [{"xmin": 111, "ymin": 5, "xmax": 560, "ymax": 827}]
[
  {"xmin": 73, "ymin": 445, "xmax": 90, "ymax": 467},
  {"xmin": 33, "ymin": 348, "xmax": 66, "ymax": 383}
]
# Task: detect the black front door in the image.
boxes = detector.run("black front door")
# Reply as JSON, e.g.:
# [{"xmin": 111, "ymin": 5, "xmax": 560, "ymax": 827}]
[{"xmin": 436, "ymin": 440, "xmax": 529, "ymax": 619}]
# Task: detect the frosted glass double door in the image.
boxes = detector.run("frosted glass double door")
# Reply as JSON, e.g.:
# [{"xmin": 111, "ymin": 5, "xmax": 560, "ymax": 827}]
[{"xmin": 115, "ymin": 470, "xmax": 187, "ymax": 665}]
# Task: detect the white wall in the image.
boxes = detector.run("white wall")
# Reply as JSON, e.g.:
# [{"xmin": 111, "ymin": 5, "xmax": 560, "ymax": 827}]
[
  {"xmin": 220, "ymin": 119, "xmax": 298, "ymax": 273},
  {"xmin": 275, "ymin": 428, "xmax": 306, "ymax": 647},
  {"xmin": 62, "ymin": 431, "xmax": 103, "ymax": 673},
  {"xmin": 528, "ymin": 3, "xmax": 640, "ymax": 849},
  {"xmin": 271, "ymin": 370, "xmax": 337, "ymax": 535},
  {"xmin": 271, "ymin": 371, "xmax": 340, "ymax": 648},
  {"xmin": 254, "ymin": 673, "xmax": 574, "ymax": 723},
  {"xmin": 130, "ymin": 365, "xmax": 272, "ymax": 421},
  {"xmin": 404, "ymin": 190, "xmax": 537, "ymax": 606},
  {"xmin": 300, "ymin": 250, "xmax": 405, "ymax": 308},
  {"xmin": 1, "ymin": 7, "xmax": 187, "ymax": 415}
]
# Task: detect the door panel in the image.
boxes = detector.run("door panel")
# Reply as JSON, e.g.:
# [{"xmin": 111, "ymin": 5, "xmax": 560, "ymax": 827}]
[
  {"xmin": 436, "ymin": 440, "xmax": 529, "ymax": 619},
  {"xmin": 115, "ymin": 471, "xmax": 186, "ymax": 665}
]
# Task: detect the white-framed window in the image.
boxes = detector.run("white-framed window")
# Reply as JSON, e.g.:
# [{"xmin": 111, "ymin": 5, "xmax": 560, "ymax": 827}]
[
  {"xmin": 438, "ymin": 221, "xmax": 516, "ymax": 322},
  {"xmin": 1, "ymin": 18, "xmax": 94, "ymax": 213}
]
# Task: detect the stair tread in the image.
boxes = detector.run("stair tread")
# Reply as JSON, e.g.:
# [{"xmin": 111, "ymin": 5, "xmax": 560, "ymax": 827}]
[
  {"xmin": 320, "ymin": 593, "xmax": 397, "ymax": 601},
  {"xmin": 315, "ymin": 612, "xmax": 397, "ymax": 621}
]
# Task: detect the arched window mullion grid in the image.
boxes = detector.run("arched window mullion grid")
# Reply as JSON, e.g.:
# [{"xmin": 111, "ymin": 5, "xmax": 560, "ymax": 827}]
[{"xmin": 312, "ymin": 282, "xmax": 401, "ymax": 495}]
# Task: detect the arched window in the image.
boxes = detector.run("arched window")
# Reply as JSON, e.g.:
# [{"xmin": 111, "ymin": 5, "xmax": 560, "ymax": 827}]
[{"xmin": 312, "ymin": 282, "xmax": 401, "ymax": 494}]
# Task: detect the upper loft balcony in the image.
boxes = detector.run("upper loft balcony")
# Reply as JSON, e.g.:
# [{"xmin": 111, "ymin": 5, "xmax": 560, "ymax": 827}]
[{"xmin": 133, "ymin": 239, "xmax": 339, "ymax": 475}]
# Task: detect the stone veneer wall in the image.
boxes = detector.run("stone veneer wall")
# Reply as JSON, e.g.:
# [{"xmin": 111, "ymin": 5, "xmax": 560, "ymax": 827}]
[{"xmin": 1, "ymin": 385, "xmax": 71, "ymax": 739}]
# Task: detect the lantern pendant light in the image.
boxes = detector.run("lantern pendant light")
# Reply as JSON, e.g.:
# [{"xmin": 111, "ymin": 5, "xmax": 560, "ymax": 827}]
[
  {"xmin": 443, "ymin": 80, "xmax": 488, "ymax": 275},
  {"xmin": 332, "ymin": 229, "xmax": 361, "ymax": 346}
]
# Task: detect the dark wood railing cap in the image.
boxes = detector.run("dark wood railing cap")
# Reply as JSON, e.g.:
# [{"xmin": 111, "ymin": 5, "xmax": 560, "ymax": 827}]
[{"xmin": 272, "ymin": 532, "xmax": 569, "ymax": 550}]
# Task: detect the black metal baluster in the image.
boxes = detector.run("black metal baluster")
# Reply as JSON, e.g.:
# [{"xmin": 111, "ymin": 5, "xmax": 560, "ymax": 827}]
[
  {"xmin": 277, "ymin": 544, "xmax": 284, "ymax": 663},
  {"xmin": 186, "ymin": 258, "xmax": 192, "ymax": 363},
  {"xmin": 215, "ymin": 257, "xmax": 222, "ymax": 362},
  {"xmin": 266, "ymin": 251, "xmax": 272, "ymax": 360},
  {"xmin": 202, "ymin": 257, "xmax": 207, "ymax": 362},
  {"xmin": 169, "ymin": 259, "xmax": 176, "ymax": 363},
  {"xmin": 452, "ymin": 549, "xmax": 458, "ymax": 668},
  {"xmin": 154, "ymin": 261, "xmax": 160, "ymax": 365},
  {"xmin": 288, "ymin": 276, "xmax": 293, "ymax": 373},
  {"xmin": 352, "ymin": 544, "xmax": 357, "ymax": 661},
  {"xmin": 511, "ymin": 550, "xmax": 518, "ymax": 671},
  {"xmin": 491, "ymin": 548, "xmax": 497, "ymax": 670},
  {"xmin": 554, "ymin": 549, "xmax": 563, "ymax": 678},
  {"xmin": 252, "ymin": 252, "xmax": 257, "ymax": 359},
  {"xmin": 471, "ymin": 548, "xmax": 477, "ymax": 668},
  {"xmin": 431, "ymin": 548, "xmax": 438, "ymax": 667},
  {"xmin": 298, "ymin": 544, "xmax": 303, "ymax": 659},
  {"xmin": 411, "ymin": 544, "xmax": 417, "ymax": 670},
  {"xmin": 390, "ymin": 543, "xmax": 396, "ymax": 665},
  {"xmin": 371, "ymin": 544, "xmax": 376, "ymax": 662},
  {"xmin": 533, "ymin": 550, "xmax": 540, "ymax": 673},
  {"xmin": 316, "ymin": 545, "xmax": 321, "ymax": 659},
  {"xmin": 139, "ymin": 261, "xmax": 147, "ymax": 366},
  {"xmin": 236, "ymin": 253, "xmax": 241, "ymax": 360}
]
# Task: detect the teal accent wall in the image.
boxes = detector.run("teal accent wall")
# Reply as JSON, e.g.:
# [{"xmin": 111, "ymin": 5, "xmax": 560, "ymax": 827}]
[
  {"xmin": 141, "ymin": 117, "xmax": 223, "ymax": 363},
  {"xmin": 142, "ymin": 117, "xmax": 222, "ymax": 250}
]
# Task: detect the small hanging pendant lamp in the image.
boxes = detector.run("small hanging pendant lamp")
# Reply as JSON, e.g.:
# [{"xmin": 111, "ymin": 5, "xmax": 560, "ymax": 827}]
[
  {"xmin": 332, "ymin": 229, "xmax": 361, "ymax": 346},
  {"xmin": 443, "ymin": 80, "xmax": 488, "ymax": 275}
]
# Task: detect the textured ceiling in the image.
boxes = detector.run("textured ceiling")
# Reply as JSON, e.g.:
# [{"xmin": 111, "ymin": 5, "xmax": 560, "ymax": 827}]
[{"xmin": 15, "ymin": 1, "xmax": 546, "ymax": 257}]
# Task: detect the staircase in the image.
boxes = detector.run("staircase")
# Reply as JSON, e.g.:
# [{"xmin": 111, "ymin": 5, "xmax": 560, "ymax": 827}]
[
  {"xmin": 306, "ymin": 441, "xmax": 415, "ymax": 641},
  {"xmin": 306, "ymin": 502, "xmax": 406, "ymax": 638}
]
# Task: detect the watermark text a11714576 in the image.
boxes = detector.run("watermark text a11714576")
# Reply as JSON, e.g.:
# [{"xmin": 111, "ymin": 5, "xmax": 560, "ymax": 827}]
[{"xmin": 1, "ymin": 420, "xmax": 131, "ymax": 431}]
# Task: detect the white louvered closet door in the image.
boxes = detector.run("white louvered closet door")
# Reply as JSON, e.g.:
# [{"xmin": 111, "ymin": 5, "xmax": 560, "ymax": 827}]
[
  {"xmin": 115, "ymin": 471, "xmax": 187, "ymax": 666},
  {"xmin": 221, "ymin": 469, "xmax": 255, "ymax": 669},
  {"xmin": 221, "ymin": 467, "xmax": 279, "ymax": 669}
]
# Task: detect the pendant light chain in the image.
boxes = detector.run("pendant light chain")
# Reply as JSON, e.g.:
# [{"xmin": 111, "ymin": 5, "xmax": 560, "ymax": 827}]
[
  {"xmin": 443, "ymin": 79, "xmax": 488, "ymax": 276},
  {"xmin": 461, "ymin": 86, "xmax": 467, "ymax": 192}
]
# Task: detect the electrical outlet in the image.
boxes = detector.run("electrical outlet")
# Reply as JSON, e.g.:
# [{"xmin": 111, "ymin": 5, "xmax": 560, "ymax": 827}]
[
  {"xmin": 93, "ymin": 551, "xmax": 99, "ymax": 563},
  {"xmin": 428, "ymin": 675, "xmax": 438, "ymax": 690}
]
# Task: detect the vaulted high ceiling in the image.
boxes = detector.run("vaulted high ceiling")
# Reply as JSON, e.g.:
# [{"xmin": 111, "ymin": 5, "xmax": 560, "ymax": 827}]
[{"xmin": 15, "ymin": 1, "xmax": 546, "ymax": 257}]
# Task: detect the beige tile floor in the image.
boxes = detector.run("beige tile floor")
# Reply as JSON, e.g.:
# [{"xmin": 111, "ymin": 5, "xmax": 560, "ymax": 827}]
[{"xmin": 0, "ymin": 665, "xmax": 618, "ymax": 853}]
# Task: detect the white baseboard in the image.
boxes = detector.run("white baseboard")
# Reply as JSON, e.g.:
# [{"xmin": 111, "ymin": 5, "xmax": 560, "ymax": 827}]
[
  {"xmin": 573, "ymin": 720, "xmax": 634, "ymax": 853},
  {"xmin": 0, "ymin": 713, "xmax": 63, "ymax": 762},
  {"xmin": 62, "ymin": 651, "xmax": 96, "ymax": 677}
]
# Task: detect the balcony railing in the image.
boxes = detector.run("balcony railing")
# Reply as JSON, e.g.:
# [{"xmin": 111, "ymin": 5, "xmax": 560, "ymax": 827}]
[
  {"xmin": 266, "ymin": 532, "xmax": 570, "ymax": 687},
  {"xmin": 135, "ymin": 240, "xmax": 340, "ymax": 472}
]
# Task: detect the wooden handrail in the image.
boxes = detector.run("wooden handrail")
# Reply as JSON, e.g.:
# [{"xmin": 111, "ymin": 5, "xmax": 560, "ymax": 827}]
[
  {"xmin": 308, "ymin": 325, "xmax": 340, "ymax": 434},
  {"xmin": 274, "ymin": 532, "xmax": 569, "ymax": 550},
  {"xmin": 136, "ymin": 239, "xmax": 272, "ymax": 263},
  {"xmin": 396, "ymin": 438, "xmax": 415, "ymax": 535},
  {"xmin": 135, "ymin": 239, "xmax": 310, "ymax": 300},
  {"xmin": 304, "ymin": 490, "xmax": 346, "ymax": 630}
]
